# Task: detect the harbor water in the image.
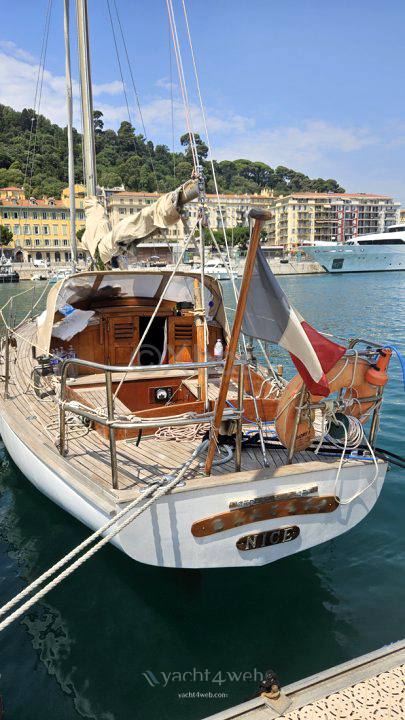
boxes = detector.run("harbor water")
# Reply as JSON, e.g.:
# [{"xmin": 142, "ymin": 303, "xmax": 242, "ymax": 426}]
[{"xmin": 0, "ymin": 272, "xmax": 404, "ymax": 720}]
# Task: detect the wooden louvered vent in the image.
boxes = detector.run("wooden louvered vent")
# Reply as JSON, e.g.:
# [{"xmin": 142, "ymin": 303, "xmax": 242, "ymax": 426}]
[
  {"xmin": 174, "ymin": 323, "xmax": 193, "ymax": 341},
  {"xmin": 114, "ymin": 320, "xmax": 135, "ymax": 340},
  {"xmin": 168, "ymin": 317, "xmax": 195, "ymax": 363}
]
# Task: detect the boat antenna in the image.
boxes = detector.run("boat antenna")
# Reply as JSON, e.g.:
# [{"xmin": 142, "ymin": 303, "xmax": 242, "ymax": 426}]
[
  {"xmin": 64, "ymin": 0, "xmax": 78, "ymax": 267},
  {"xmin": 76, "ymin": 0, "xmax": 97, "ymax": 196}
]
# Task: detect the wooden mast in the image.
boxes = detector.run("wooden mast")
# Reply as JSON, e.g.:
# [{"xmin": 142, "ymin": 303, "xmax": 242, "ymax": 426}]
[
  {"xmin": 76, "ymin": 0, "xmax": 97, "ymax": 196},
  {"xmin": 193, "ymin": 278, "xmax": 207, "ymax": 406},
  {"xmin": 204, "ymin": 208, "xmax": 272, "ymax": 475}
]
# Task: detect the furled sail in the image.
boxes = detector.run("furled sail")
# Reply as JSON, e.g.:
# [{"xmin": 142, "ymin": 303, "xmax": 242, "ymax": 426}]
[
  {"xmin": 242, "ymin": 245, "xmax": 346, "ymax": 396},
  {"xmin": 81, "ymin": 179, "xmax": 199, "ymax": 264}
]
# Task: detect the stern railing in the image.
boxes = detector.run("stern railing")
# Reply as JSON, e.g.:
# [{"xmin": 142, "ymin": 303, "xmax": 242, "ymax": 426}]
[{"xmin": 58, "ymin": 357, "xmax": 247, "ymax": 490}]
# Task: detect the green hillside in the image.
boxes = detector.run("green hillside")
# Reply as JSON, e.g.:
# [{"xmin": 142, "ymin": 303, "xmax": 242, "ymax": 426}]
[{"xmin": 0, "ymin": 104, "xmax": 345, "ymax": 198}]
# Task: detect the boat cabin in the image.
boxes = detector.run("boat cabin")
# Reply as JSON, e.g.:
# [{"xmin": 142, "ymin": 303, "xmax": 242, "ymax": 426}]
[{"xmin": 36, "ymin": 269, "xmax": 232, "ymax": 429}]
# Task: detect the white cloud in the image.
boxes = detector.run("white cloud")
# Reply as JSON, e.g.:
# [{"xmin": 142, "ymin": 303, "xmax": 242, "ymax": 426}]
[
  {"xmin": 0, "ymin": 40, "xmax": 36, "ymax": 63},
  {"xmin": 0, "ymin": 44, "xmax": 124, "ymax": 127},
  {"xmin": 2, "ymin": 39, "xmax": 401, "ymax": 199},
  {"xmin": 137, "ymin": 97, "xmax": 254, "ymax": 138},
  {"xmin": 215, "ymin": 120, "xmax": 377, "ymax": 167},
  {"xmin": 0, "ymin": 40, "xmax": 254, "ymax": 138},
  {"xmin": 155, "ymin": 77, "xmax": 177, "ymax": 92},
  {"xmin": 93, "ymin": 80, "xmax": 124, "ymax": 97}
]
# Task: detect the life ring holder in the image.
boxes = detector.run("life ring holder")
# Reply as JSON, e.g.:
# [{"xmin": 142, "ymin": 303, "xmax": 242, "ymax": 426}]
[{"xmin": 275, "ymin": 352, "xmax": 390, "ymax": 456}]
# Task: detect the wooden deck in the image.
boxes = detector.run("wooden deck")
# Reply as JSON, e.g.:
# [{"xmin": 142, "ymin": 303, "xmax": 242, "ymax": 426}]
[{"xmin": 0, "ymin": 320, "xmax": 339, "ymax": 504}]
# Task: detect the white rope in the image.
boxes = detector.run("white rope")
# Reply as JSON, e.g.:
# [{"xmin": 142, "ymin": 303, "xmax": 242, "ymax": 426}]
[
  {"xmin": 166, "ymin": 0, "xmax": 199, "ymax": 172},
  {"xmin": 0, "ymin": 440, "xmax": 206, "ymax": 633},
  {"xmin": 313, "ymin": 404, "xmax": 380, "ymax": 505},
  {"xmin": 155, "ymin": 423, "xmax": 209, "ymax": 442}
]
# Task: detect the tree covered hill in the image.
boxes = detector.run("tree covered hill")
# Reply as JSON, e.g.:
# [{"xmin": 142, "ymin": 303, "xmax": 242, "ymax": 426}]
[{"xmin": 0, "ymin": 104, "xmax": 345, "ymax": 198}]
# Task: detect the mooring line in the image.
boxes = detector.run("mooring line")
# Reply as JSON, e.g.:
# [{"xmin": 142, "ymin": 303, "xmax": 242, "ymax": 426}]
[{"xmin": 0, "ymin": 442, "xmax": 205, "ymax": 633}]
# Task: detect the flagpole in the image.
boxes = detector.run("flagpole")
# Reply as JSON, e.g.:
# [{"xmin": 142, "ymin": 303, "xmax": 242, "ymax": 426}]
[{"xmin": 204, "ymin": 208, "xmax": 272, "ymax": 475}]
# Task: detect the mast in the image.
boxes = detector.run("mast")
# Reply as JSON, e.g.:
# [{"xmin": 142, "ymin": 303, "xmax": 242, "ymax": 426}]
[
  {"xmin": 76, "ymin": 0, "xmax": 97, "ymax": 196},
  {"xmin": 64, "ymin": 0, "xmax": 78, "ymax": 265}
]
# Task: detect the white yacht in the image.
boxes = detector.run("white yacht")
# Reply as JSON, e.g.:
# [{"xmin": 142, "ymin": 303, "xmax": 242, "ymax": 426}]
[
  {"xmin": 203, "ymin": 258, "xmax": 239, "ymax": 280},
  {"xmin": 302, "ymin": 224, "xmax": 405, "ymax": 273}
]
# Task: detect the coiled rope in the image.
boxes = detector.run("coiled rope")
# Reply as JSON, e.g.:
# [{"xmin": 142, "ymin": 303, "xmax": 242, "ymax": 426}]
[{"xmin": 314, "ymin": 405, "xmax": 380, "ymax": 505}]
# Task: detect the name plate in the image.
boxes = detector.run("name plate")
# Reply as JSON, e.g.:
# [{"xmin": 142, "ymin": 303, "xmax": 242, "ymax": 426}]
[
  {"xmin": 229, "ymin": 485, "xmax": 318, "ymax": 510},
  {"xmin": 236, "ymin": 526, "xmax": 300, "ymax": 551}
]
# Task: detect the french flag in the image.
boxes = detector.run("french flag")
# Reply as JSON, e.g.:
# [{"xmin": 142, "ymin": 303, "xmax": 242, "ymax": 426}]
[{"xmin": 241, "ymin": 247, "xmax": 346, "ymax": 396}]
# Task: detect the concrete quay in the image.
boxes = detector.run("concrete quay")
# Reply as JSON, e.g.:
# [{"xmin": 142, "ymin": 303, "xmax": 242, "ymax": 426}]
[
  {"xmin": 202, "ymin": 639, "xmax": 405, "ymax": 720},
  {"xmin": 237, "ymin": 259, "xmax": 325, "ymax": 276}
]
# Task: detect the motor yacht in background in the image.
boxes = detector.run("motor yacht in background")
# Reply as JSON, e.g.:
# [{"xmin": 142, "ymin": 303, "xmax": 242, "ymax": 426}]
[
  {"xmin": 302, "ymin": 224, "xmax": 405, "ymax": 273},
  {"xmin": 203, "ymin": 258, "xmax": 239, "ymax": 280}
]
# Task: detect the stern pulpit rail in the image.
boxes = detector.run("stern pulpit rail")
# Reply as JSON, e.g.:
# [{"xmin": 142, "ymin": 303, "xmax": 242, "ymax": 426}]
[{"xmin": 58, "ymin": 356, "xmax": 248, "ymax": 488}]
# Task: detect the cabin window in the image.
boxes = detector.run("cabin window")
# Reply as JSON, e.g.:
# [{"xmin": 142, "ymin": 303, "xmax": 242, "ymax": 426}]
[
  {"xmin": 332, "ymin": 258, "xmax": 344, "ymax": 269},
  {"xmin": 359, "ymin": 238, "xmax": 405, "ymax": 245}
]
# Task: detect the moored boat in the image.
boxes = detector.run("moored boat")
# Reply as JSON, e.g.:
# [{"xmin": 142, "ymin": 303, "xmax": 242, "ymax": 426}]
[
  {"xmin": 0, "ymin": 266, "xmax": 19, "ymax": 283},
  {"xmin": 0, "ymin": 0, "xmax": 401, "ymax": 573},
  {"xmin": 302, "ymin": 224, "xmax": 405, "ymax": 272}
]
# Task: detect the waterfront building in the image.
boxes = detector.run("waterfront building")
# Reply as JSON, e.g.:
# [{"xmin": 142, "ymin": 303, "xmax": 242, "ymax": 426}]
[
  {"xmin": 269, "ymin": 193, "xmax": 399, "ymax": 250},
  {"xmin": 106, "ymin": 189, "xmax": 399, "ymax": 253},
  {"xmin": 106, "ymin": 189, "xmax": 275, "ymax": 252},
  {"xmin": 0, "ymin": 185, "xmax": 86, "ymax": 263},
  {"xmin": 1, "ymin": 184, "xmax": 399, "ymax": 263}
]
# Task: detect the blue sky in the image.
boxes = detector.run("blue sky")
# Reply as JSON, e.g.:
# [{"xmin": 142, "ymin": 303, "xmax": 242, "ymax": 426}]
[{"xmin": 1, "ymin": 0, "xmax": 405, "ymax": 201}]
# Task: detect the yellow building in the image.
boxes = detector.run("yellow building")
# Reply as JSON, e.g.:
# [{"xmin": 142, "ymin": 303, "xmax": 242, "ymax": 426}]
[{"xmin": 0, "ymin": 184, "xmax": 86, "ymax": 264}]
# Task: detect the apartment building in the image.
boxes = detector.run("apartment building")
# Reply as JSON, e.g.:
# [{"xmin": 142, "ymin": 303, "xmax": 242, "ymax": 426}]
[
  {"xmin": 2, "ymin": 184, "xmax": 397, "ymax": 263},
  {"xmin": 269, "ymin": 193, "xmax": 399, "ymax": 250},
  {"xmin": 107, "ymin": 189, "xmax": 399, "ymax": 252},
  {"xmin": 107, "ymin": 189, "xmax": 275, "ymax": 242},
  {"xmin": 0, "ymin": 185, "xmax": 86, "ymax": 263}
]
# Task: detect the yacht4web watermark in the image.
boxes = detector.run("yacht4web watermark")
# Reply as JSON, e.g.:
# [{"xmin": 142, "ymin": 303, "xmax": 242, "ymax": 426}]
[{"xmin": 142, "ymin": 667, "xmax": 264, "ymax": 693}]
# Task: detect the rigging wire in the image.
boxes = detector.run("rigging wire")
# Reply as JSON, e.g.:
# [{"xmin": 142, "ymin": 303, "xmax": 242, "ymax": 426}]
[
  {"xmin": 167, "ymin": 0, "xmax": 272, "ymax": 463},
  {"xmin": 23, "ymin": 0, "xmax": 53, "ymax": 194},
  {"xmin": 166, "ymin": 0, "xmax": 199, "ymax": 172},
  {"xmin": 168, "ymin": 22, "xmax": 176, "ymax": 184},
  {"xmin": 110, "ymin": 0, "xmax": 160, "ymax": 192},
  {"xmin": 179, "ymin": 0, "xmax": 280, "ymax": 386},
  {"xmin": 105, "ymin": 0, "xmax": 139, "ymax": 148},
  {"xmin": 28, "ymin": 1, "xmax": 53, "ymax": 194}
]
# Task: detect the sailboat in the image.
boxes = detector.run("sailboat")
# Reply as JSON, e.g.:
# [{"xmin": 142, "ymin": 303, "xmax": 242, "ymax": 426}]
[{"xmin": 0, "ymin": 0, "xmax": 400, "ymax": 569}]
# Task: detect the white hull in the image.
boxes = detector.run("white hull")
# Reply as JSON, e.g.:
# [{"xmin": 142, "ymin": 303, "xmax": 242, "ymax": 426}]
[
  {"xmin": 0, "ymin": 410, "xmax": 387, "ymax": 569},
  {"xmin": 304, "ymin": 245, "xmax": 405, "ymax": 273}
]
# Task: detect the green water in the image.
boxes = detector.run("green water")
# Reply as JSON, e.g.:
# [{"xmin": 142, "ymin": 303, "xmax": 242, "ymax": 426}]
[{"xmin": 0, "ymin": 274, "xmax": 404, "ymax": 720}]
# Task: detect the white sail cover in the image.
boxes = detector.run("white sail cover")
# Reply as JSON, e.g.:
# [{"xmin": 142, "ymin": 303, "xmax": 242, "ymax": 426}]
[{"xmin": 81, "ymin": 180, "xmax": 198, "ymax": 264}]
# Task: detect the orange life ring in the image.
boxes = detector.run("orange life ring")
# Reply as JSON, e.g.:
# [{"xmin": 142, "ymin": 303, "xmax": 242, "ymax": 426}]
[{"xmin": 275, "ymin": 354, "xmax": 388, "ymax": 452}]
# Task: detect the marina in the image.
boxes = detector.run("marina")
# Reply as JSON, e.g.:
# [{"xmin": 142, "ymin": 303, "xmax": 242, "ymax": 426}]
[
  {"xmin": 0, "ymin": 0, "xmax": 404, "ymax": 718},
  {"xmin": 0, "ymin": 271, "xmax": 402, "ymax": 718}
]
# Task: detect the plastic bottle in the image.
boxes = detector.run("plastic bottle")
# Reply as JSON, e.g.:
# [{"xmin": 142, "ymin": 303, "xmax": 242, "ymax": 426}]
[
  {"xmin": 68, "ymin": 345, "xmax": 77, "ymax": 378},
  {"xmin": 213, "ymin": 339, "xmax": 224, "ymax": 360}
]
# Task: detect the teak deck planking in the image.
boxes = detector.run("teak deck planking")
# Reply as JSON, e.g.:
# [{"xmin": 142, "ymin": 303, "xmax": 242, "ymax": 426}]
[{"xmin": 2, "ymin": 320, "xmax": 338, "ymax": 503}]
